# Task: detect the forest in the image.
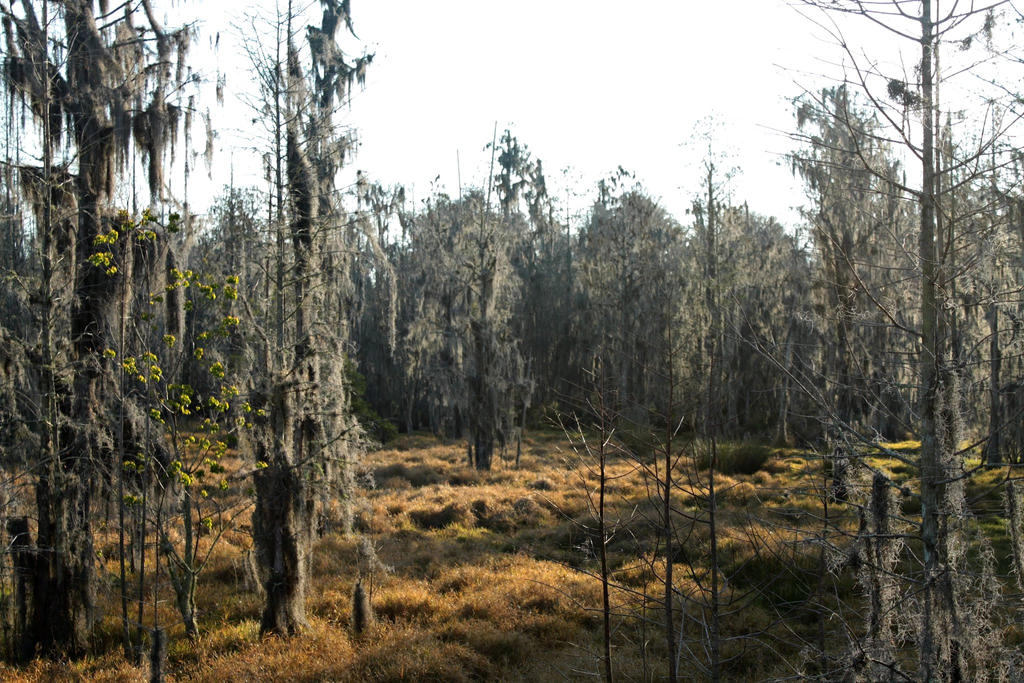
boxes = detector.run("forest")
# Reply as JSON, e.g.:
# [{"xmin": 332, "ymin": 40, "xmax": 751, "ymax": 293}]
[{"xmin": 1, "ymin": 0, "xmax": 1024, "ymax": 680}]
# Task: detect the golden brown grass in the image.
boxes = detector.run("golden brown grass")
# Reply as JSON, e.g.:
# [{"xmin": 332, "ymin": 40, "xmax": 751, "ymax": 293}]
[{"xmin": 1, "ymin": 430, "xmax": 1017, "ymax": 681}]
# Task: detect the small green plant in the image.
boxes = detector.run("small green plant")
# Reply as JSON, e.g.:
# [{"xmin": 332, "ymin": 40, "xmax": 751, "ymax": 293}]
[
  {"xmin": 92, "ymin": 210, "xmax": 249, "ymax": 640},
  {"xmin": 697, "ymin": 441, "xmax": 773, "ymax": 475}
]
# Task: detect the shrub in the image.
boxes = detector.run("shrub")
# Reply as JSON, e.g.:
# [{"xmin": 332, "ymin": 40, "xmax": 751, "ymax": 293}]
[
  {"xmin": 380, "ymin": 475, "xmax": 412, "ymax": 490},
  {"xmin": 471, "ymin": 499, "xmax": 514, "ymax": 532},
  {"xmin": 441, "ymin": 621, "xmax": 533, "ymax": 665},
  {"xmin": 373, "ymin": 462, "xmax": 446, "ymax": 487},
  {"xmin": 350, "ymin": 631, "xmax": 489, "ymax": 682},
  {"xmin": 345, "ymin": 358, "xmax": 398, "ymax": 444},
  {"xmin": 409, "ymin": 502, "xmax": 474, "ymax": 530},
  {"xmin": 448, "ymin": 468, "xmax": 482, "ymax": 486},
  {"xmin": 698, "ymin": 441, "xmax": 773, "ymax": 475},
  {"xmin": 512, "ymin": 497, "xmax": 545, "ymax": 525}
]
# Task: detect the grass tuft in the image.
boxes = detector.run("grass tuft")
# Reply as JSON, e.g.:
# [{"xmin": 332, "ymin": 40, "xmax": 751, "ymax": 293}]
[
  {"xmin": 699, "ymin": 441, "xmax": 774, "ymax": 475},
  {"xmin": 409, "ymin": 501, "xmax": 474, "ymax": 530}
]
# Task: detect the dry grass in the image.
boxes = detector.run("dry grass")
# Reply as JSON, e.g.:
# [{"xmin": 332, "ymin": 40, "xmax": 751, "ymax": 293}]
[{"xmin": 1, "ymin": 430, "xmax": 1017, "ymax": 681}]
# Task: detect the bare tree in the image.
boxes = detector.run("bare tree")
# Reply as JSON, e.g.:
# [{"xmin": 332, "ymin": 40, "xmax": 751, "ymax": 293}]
[{"xmin": 790, "ymin": 1, "xmax": 1023, "ymax": 677}]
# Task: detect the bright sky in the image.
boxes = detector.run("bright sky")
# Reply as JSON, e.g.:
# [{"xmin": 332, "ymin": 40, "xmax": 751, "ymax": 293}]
[
  {"xmin": 341, "ymin": 0, "xmax": 820, "ymax": 225},
  {"xmin": 195, "ymin": 0, "xmax": 1015, "ymax": 228}
]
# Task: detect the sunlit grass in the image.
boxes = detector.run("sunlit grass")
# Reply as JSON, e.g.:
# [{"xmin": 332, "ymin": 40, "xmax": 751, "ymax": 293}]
[{"xmin": 3, "ymin": 429, "xmax": 1018, "ymax": 680}]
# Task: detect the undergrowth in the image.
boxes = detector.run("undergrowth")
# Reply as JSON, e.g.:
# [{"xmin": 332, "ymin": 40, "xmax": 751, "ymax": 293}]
[{"xmin": 0, "ymin": 432, "xmax": 1015, "ymax": 681}]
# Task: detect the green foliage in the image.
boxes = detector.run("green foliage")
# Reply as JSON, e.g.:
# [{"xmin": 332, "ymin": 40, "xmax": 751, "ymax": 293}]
[
  {"xmin": 86, "ymin": 208, "xmax": 250, "ymax": 639},
  {"xmin": 697, "ymin": 440, "xmax": 773, "ymax": 475},
  {"xmin": 345, "ymin": 358, "xmax": 397, "ymax": 444}
]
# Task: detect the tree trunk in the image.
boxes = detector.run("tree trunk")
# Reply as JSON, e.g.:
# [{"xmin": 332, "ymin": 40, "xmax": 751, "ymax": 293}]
[
  {"xmin": 7, "ymin": 518, "xmax": 31, "ymax": 658},
  {"xmin": 252, "ymin": 386, "xmax": 311, "ymax": 636},
  {"xmin": 166, "ymin": 488, "xmax": 199, "ymax": 639},
  {"xmin": 149, "ymin": 627, "xmax": 166, "ymax": 683},
  {"xmin": 22, "ymin": 1, "xmax": 95, "ymax": 657},
  {"xmin": 28, "ymin": 471, "xmax": 94, "ymax": 657},
  {"xmin": 917, "ymin": 2, "xmax": 946, "ymax": 676},
  {"xmin": 598, "ymin": 389, "xmax": 613, "ymax": 683},
  {"xmin": 253, "ymin": 118, "xmax": 318, "ymax": 631},
  {"xmin": 707, "ymin": 438, "xmax": 721, "ymax": 683},
  {"xmin": 775, "ymin": 335, "xmax": 793, "ymax": 446},
  {"xmin": 985, "ymin": 301, "xmax": 1001, "ymax": 464},
  {"xmin": 473, "ymin": 433, "xmax": 493, "ymax": 470}
]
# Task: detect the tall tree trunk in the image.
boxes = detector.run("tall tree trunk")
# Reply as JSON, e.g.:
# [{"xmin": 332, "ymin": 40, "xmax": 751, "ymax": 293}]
[
  {"xmin": 917, "ymin": 2, "xmax": 945, "ymax": 676},
  {"xmin": 252, "ymin": 380, "xmax": 310, "ymax": 636},
  {"xmin": 30, "ymin": 468, "xmax": 93, "ymax": 656},
  {"xmin": 253, "ymin": 116, "xmax": 320, "ymax": 635},
  {"xmin": 27, "ymin": 1, "xmax": 95, "ymax": 654},
  {"xmin": 707, "ymin": 438, "xmax": 721, "ymax": 683},
  {"xmin": 596, "ymin": 366, "xmax": 614, "ymax": 683},
  {"xmin": 165, "ymin": 486, "xmax": 199, "ymax": 639},
  {"xmin": 985, "ymin": 301, "xmax": 1001, "ymax": 465},
  {"xmin": 663, "ymin": 390, "xmax": 676, "ymax": 683},
  {"xmin": 775, "ymin": 332, "xmax": 793, "ymax": 446},
  {"xmin": 473, "ymin": 433, "xmax": 493, "ymax": 470}
]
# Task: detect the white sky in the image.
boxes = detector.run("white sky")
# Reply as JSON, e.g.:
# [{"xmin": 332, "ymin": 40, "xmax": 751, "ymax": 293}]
[
  {"xmin": 340, "ymin": 0, "xmax": 820, "ymax": 224},
  {"xmin": 193, "ymin": 0, "xmax": 1019, "ymax": 228}
]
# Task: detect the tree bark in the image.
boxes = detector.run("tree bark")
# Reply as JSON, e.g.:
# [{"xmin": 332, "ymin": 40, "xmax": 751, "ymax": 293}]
[
  {"xmin": 917, "ymin": 2, "xmax": 944, "ymax": 676},
  {"xmin": 985, "ymin": 301, "xmax": 1001, "ymax": 464},
  {"xmin": 252, "ymin": 381, "xmax": 310, "ymax": 636}
]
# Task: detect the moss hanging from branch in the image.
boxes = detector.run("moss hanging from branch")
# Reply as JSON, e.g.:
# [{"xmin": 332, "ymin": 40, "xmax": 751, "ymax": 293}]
[{"xmin": 1, "ymin": 0, "xmax": 198, "ymax": 657}]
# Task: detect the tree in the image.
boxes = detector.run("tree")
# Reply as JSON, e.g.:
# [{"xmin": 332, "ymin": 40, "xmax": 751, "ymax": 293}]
[
  {"xmin": 240, "ymin": 0, "xmax": 370, "ymax": 635},
  {"xmin": 575, "ymin": 172, "xmax": 685, "ymax": 415},
  {"xmin": 792, "ymin": 1, "xmax": 1021, "ymax": 676},
  {"xmin": 792, "ymin": 85, "xmax": 917, "ymax": 440},
  {"xmin": 400, "ymin": 189, "xmax": 525, "ymax": 469},
  {"xmin": 1, "ymin": 0, "xmax": 196, "ymax": 656}
]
